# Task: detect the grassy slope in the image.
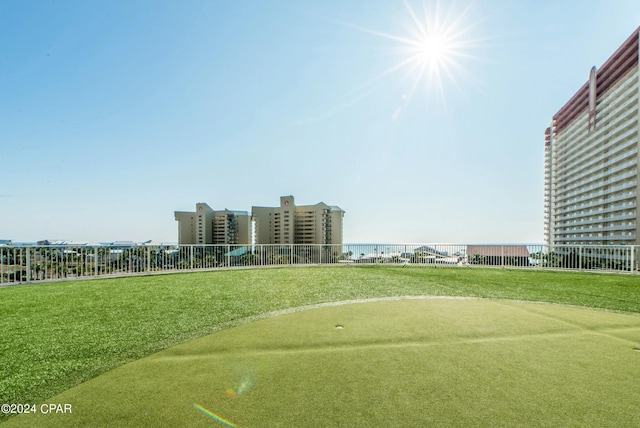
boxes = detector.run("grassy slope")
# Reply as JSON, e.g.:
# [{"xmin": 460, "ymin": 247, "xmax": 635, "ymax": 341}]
[{"xmin": 1, "ymin": 266, "xmax": 639, "ymax": 420}]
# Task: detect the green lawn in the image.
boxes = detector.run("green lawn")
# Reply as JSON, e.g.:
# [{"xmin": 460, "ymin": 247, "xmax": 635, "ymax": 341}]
[
  {"xmin": 5, "ymin": 298, "xmax": 640, "ymax": 427},
  {"xmin": 1, "ymin": 266, "xmax": 639, "ymax": 424}
]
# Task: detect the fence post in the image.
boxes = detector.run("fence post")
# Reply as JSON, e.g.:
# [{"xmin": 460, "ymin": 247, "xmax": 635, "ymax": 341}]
[
  {"xmin": 501, "ymin": 245, "xmax": 504, "ymax": 268},
  {"xmin": 630, "ymin": 245, "xmax": 634, "ymax": 273},
  {"xmin": 579, "ymin": 246, "xmax": 582, "ymax": 270},
  {"xmin": 26, "ymin": 248, "xmax": 31, "ymax": 283},
  {"xmin": 190, "ymin": 245, "xmax": 194, "ymax": 270}
]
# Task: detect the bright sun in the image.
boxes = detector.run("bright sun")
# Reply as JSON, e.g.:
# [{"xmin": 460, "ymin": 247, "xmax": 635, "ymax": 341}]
[
  {"xmin": 347, "ymin": 0, "xmax": 486, "ymax": 115},
  {"xmin": 394, "ymin": 0, "xmax": 479, "ymax": 101},
  {"xmin": 420, "ymin": 35, "xmax": 448, "ymax": 61}
]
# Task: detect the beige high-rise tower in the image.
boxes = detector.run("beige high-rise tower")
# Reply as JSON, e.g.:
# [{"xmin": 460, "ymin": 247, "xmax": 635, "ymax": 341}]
[
  {"xmin": 252, "ymin": 196, "xmax": 344, "ymax": 245},
  {"xmin": 545, "ymin": 28, "xmax": 640, "ymax": 246},
  {"xmin": 174, "ymin": 203, "xmax": 251, "ymax": 245}
]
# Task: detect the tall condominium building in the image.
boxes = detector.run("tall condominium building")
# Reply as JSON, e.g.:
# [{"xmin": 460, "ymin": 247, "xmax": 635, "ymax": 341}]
[
  {"xmin": 544, "ymin": 28, "xmax": 640, "ymax": 246},
  {"xmin": 174, "ymin": 203, "xmax": 251, "ymax": 245},
  {"xmin": 252, "ymin": 195, "xmax": 345, "ymax": 245}
]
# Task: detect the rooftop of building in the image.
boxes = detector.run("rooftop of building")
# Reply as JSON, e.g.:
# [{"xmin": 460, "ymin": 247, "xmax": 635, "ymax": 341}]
[{"xmin": 551, "ymin": 26, "xmax": 640, "ymax": 134}]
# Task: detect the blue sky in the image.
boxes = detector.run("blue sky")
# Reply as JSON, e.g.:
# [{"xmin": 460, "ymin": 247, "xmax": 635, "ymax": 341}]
[{"xmin": 2, "ymin": 0, "xmax": 640, "ymax": 244}]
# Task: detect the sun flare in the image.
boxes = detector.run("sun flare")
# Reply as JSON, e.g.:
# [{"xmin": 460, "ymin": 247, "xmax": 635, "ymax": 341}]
[
  {"xmin": 301, "ymin": 1, "xmax": 489, "ymax": 124},
  {"xmin": 347, "ymin": 0, "xmax": 487, "ymax": 117},
  {"xmin": 419, "ymin": 34, "xmax": 448, "ymax": 62},
  {"xmin": 394, "ymin": 0, "xmax": 482, "ymax": 101}
]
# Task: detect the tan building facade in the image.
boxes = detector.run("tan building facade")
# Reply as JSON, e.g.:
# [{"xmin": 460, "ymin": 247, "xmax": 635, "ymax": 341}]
[
  {"xmin": 175, "ymin": 196, "xmax": 344, "ymax": 246},
  {"xmin": 545, "ymin": 28, "xmax": 640, "ymax": 246},
  {"xmin": 174, "ymin": 203, "xmax": 251, "ymax": 245},
  {"xmin": 252, "ymin": 196, "xmax": 344, "ymax": 245},
  {"xmin": 251, "ymin": 196, "xmax": 344, "ymax": 245}
]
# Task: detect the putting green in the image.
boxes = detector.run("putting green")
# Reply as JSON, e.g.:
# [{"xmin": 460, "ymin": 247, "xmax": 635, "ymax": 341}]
[{"xmin": 5, "ymin": 298, "xmax": 640, "ymax": 427}]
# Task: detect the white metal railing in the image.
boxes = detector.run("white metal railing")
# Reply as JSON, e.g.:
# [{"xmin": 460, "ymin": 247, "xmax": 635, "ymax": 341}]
[{"xmin": 1, "ymin": 243, "xmax": 639, "ymax": 286}]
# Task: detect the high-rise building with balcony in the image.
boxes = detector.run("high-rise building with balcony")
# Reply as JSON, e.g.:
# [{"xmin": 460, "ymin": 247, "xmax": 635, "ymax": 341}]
[
  {"xmin": 252, "ymin": 196, "xmax": 345, "ymax": 245},
  {"xmin": 174, "ymin": 203, "xmax": 251, "ymax": 245},
  {"xmin": 545, "ymin": 28, "xmax": 640, "ymax": 246},
  {"xmin": 175, "ymin": 196, "xmax": 344, "ymax": 246}
]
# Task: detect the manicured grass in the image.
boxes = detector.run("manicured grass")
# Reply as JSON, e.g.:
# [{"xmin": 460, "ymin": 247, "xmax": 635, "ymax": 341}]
[
  {"xmin": 1, "ymin": 266, "xmax": 639, "ymax": 423},
  {"xmin": 5, "ymin": 298, "xmax": 640, "ymax": 427}
]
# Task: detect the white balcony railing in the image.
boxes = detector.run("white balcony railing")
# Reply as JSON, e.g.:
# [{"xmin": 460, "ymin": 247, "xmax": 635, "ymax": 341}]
[{"xmin": 1, "ymin": 243, "xmax": 639, "ymax": 286}]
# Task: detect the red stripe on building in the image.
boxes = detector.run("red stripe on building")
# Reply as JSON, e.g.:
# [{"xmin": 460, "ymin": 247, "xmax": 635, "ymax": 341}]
[{"xmin": 552, "ymin": 27, "xmax": 639, "ymax": 134}]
